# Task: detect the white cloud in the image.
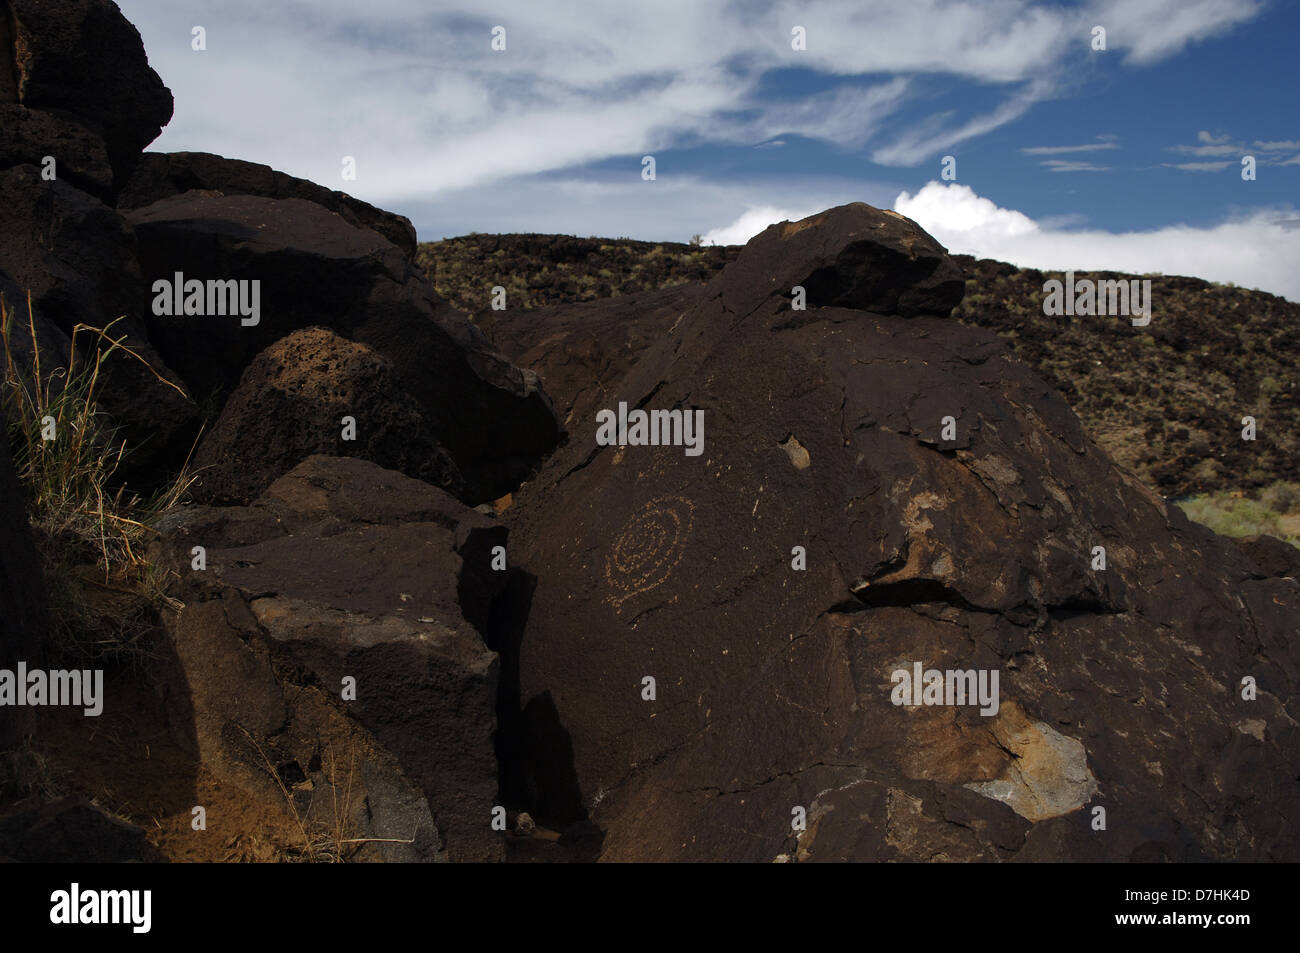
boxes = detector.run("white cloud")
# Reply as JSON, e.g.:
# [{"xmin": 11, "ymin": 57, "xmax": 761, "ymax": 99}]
[
  {"xmin": 1021, "ymin": 142, "xmax": 1120, "ymax": 155},
  {"xmin": 894, "ymin": 182, "xmax": 1038, "ymax": 238},
  {"xmin": 1165, "ymin": 131, "xmax": 1298, "ymax": 169},
  {"xmin": 1041, "ymin": 159, "xmax": 1110, "ymax": 172},
  {"xmin": 411, "ymin": 174, "xmax": 894, "ymax": 244},
  {"xmin": 1163, "ymin": 160, "xmax": 1234, "ymax": 172},
  {"xmin": 112, "ymin": 0, "xmax": 1267, "ymax": 218},
  {"xmin": 1172, "ymin": 143, "xmax": 1241, "ymax": 156},
  {"xmin": 1088, "ymin": 0, "xmax": 1263, "ymax": 65},
  {"xmin": 868, "ymin": 77, "xmax": 1054, "ymax": 166},
  {"xmin": 895, "ymin": 182, "xmax": 1300, "ymax": 302},
  {"xmin": 699, "ymin": 205, "xmax": 824, "ymax": 246}
]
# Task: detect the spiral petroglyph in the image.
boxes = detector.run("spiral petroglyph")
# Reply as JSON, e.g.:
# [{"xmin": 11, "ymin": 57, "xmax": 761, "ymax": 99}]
[{"xmin": 604, "ymin": 496, "xmax": 695, "ymax": 610}]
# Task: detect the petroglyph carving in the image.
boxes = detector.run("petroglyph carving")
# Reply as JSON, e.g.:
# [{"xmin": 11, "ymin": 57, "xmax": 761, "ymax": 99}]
[{"xmin": 605, "ymin": 496, "xmax": 695, "ymax": 610}]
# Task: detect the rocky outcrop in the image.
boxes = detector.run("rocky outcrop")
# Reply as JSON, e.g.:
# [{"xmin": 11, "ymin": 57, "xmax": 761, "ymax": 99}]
[
  {"xmin": 5, "ymin": 0, "xmax": 173, "ymax": 191},
  {"xmin": 1, "ymin": 1, "xmax": 558, "ymax": 503},
  {"xmin": 715, "ymin": 203, "xmax": 966, "ymax": 319},
  {"xmin": 118, "ymin": 151, "xmax": 418, "ymax": 260},
  {"xmin": 1236, "ymin": 534, "xmax": 1300, "ymax": 580},
  {"xmin": 497, "ymin": 203, "xmax": 1300, "ymax": 861},
  {"xmin": 154, "ymin": 456, "xmax": 510, "ymax": 861},
  {"xmin": 477, "ymin": 282, "xmax": 706, "ymax": 431},
  {"xmin": 0, "ymin": 103, "xmax": 114, "ymax": 198},
  {"xmin": 0, "ymin": 0, "xmax": 196, "ymax": 479},
  {"xmin": 191, "ymin": 327, "xmax": 463, "ymax": 503},
  {"xmin": 0, "ymin": 165, "xmax": 199, "ymax": 479},
  {"xmin": 126, "ymin": 192, "xmax": 561, "ymax": 503}
]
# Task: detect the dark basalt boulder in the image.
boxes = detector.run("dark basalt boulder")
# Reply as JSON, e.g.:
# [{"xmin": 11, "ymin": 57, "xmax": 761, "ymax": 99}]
[
  {"xmin": 1235, "ymin": 534, "xmax": 1300, "ymax": 580},
  {"xmin": 498, "ymin": 203, "xmax": 1300, "ymax": 861},
  {"xmin": 0, "ymin": 798, "xmax": 159, "ymax": 861},
  {"xmin": 155, "ymin": 455, "xmax": 511, "ymax": 861},
  {"xmin": 0, "ymin": 165, "xmax": 140, "ymax": 334},
  {"xmin": 0, "ymin": 166, "xmax": 199, "ymax": 480},
  {"xmin": 0, "ymin": 102, "xmax": 114, "ymax": 199},
  {"xmin": 191, "ymin": 327, "xmax": 464, "ymax": 504},
  {"xmin": 477, "ymin": 282, "xmax": 706, "ymax": 431},
  {"xmin": 715, "ymin": 202, "xmax": 967, "ymax": 319},
  {"xmin": 118, "ymin": 151, "xmax": 419, "ymax": 260},
  {"xmin": 126, "ymin": 192, "xmax": 561, "ymax": 504},
  {"xmin": 5, "ymin": 0, "xmax": 173, "ymax": 191}
]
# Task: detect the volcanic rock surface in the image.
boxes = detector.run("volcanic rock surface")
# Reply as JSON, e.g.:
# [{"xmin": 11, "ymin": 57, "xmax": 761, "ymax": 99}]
[
  {"xmin": 191, "ymin": 326, "xmax": 464, "ymax": 503},
  {"xmin": 5, "ymin": 0, "xmax": 173, "ymax": 192},
  {"xmin": 118, "ymin": 151, "xmax": 419, "ymax": 260},
  {"xmin": 155, "ymin": 455, "xmax": 509, "ymax": 862},
  {"xmin": 126, "ymin": 192, "xmax": 561, "ymax": 504},
  {"xmin": 498, "ymin": 203, "xmax": 1300, "ymax": 861}
]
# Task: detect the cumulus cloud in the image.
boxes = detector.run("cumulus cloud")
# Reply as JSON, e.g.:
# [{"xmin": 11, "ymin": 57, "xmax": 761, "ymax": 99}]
[
  {"xmin": 699, "ymin": 205, "xmax": 825, "ymax": 246},
  {"xmin": 895, "ymin": 182, "xmax": 1300, "ymax": 302},
  {"xmin": 894, "ymin": 182, "xmax": 1038, "ymax": 238}
]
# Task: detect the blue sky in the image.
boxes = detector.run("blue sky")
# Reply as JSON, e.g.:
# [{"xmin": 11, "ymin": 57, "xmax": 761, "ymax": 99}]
[{"xmin": 117, "ymin": 0, "xmax": 1299, "ymax": 299}]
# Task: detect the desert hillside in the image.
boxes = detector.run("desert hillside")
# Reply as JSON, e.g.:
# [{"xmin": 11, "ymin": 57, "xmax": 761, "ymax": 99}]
[{"xmin": 421, "ymin": 235, "xmax": 1300, "ymax": 541}]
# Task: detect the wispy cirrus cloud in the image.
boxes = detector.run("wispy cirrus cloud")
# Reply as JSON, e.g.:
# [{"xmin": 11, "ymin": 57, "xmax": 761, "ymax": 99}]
[
  {"xmin": 1041, "ymin": 159, "xmax": 1111, "ymax": 172},
  {"xmin": 1020, "ymin": 141, "xmax": 1119, "ymax": 155},
  {"xmin": 116, "ymin": 0, "xmax": 1269, "ymax": 218},
  {"xmin": 1164, "ymin": 129, "xmax": 1298, "ymax": 171}
]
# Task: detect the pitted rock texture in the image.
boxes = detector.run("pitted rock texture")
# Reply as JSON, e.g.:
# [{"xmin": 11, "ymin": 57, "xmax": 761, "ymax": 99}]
[
  {"xmin": 191, "ymin": 327, "xmax": 464, "ymax": 503},
  {"xmin": 126, "ymin": 192, "xmax": 561, "ymax": 504}
]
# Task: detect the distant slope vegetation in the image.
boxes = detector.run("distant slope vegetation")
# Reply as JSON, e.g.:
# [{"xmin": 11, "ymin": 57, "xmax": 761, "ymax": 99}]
[
  {"xmin": 415, "ymin": 234, "xmax": 739, "ymax": 313},
  {"xmin": 950, "ymin": 255, "xmax": 1300, "ymax": 502},
  {"xmin": 418, "ymin": 235, "xmax": 1299, "ymax": 508}
]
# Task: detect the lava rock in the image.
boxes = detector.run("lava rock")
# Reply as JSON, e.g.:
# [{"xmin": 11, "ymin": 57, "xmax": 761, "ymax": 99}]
[
  {"xmin": 6, "ymin": 0, "xmax": 173, "ymax": 191},
  {"xmin": 0, "ymin": 166, "xmax": 198, "ymax": 478},
  {"xmin": 126, "ymin": 192, "xmax": 560, "ymax": 503},
  {"xmin": 0, "ymin": 798, "xmax": 159, "ymax": 862},
  {"xmin": 156, "ymin": 456, "xmax": 510, "ymax": 861},
  {"xmin": 0, "ymin": 103, "xmax": 114, "ymax": 198},
  {"xmin": 714, "ymin": 202, "xmax": 967, "ymax": 319},
  {"xmin": 500, "ymin": 203, "xmax": 1300, "ymax": 861},
  {"xmin": 118, "ymin": 151, "xmax": 418, "ymax": 260},
  {"xmin": 1235, "ymin": 534, "xmax": 1300, "ymax": 580},
  {"xmin": 191, "ymin": 327, "xmax": 464, "ymax": 504}
]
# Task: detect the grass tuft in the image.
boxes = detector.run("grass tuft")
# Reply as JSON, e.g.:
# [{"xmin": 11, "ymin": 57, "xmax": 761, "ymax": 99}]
[{"xmin": 1, "ymin": 292, "xmax": 195, "ymax": 664}]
